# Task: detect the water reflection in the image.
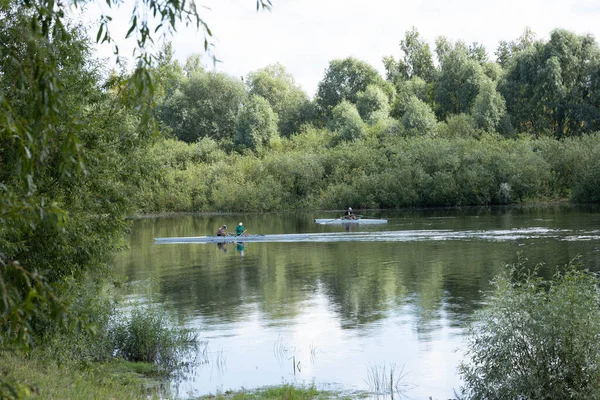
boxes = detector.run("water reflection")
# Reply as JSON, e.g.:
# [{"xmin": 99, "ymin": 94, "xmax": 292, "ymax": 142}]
[{"xmin": 114, "ymin": 206, "xmax": 600, "ymax": 399}]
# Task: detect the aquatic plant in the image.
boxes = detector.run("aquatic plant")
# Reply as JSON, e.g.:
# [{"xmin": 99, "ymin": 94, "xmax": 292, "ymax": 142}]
[
  {"xmin": 112, "ymin": 304, "xmax": 198, "ymax": 370},
  {"xmin": 365, "ymin": 363, "xmax": 413, "ymax": 398}
]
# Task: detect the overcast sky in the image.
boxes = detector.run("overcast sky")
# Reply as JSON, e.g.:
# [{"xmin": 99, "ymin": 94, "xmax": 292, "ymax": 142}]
[{"xmin": 83, "ymin": 0, "xmax": 600, "ymax": 97}]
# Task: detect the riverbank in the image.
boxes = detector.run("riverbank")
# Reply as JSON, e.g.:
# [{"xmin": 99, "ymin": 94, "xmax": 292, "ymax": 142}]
[
  {"xmin": 0, "ymin": 352, "xmax": 166, "ymax": 400},
  {"xmin": 1, "ymin": 351, "xmax": 360, "ymax": 399}
]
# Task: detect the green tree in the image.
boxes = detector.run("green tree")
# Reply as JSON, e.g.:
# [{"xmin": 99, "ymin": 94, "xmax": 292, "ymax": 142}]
[
  {"xmin": 383, "ymin": 27, "xmax": 436, "ymax": 85},
  {"xmin": 435, "ymin": 41, "xmax": 486, "ymax": 120},
  {"xmin": 495, "ymin": 27, "xmax": 536, "ymax": 67},
  {"xmin": 356, "ymin": 84, "xmax": 391, "ymax": 123},
  {"xmin": 460, "ymin": 259, "xmax": 600, "ymax": 399},
  {"xmin": 235, "ymin": 94, "xmax": 279, "ymax": 149},
  {"xmin": 500, "ymin": 29, "xmax": 600, "ymax": 137},
  {"xmin": 391, "ymin": 76, "xmax": 430, "ymax": 118},
  {"xmin": 184, "ymin": 53, "xmax": 204, "ymax": 76},
  {"xmin": 160, "ymin": 71, "xmax": 248, "ymax": 142},
  {"xmin": 327, "ymin": 100, "xmax": 365, "ymax": 141},
  {"xmin": 247, "ymin": 63, "xmax": 312, "ymax": 137},
  {"xmin": 468, "ymin": 42, "xmax": 488, "ymax": 64},
  {"xmin": 0, "ymin": 0, "xmax": 271, "ymax": 395},
  {"xmin": 0, "ymin": 6, "xmax": 149, "ymax": 350},
  {"xmin": 316, "ymin": 57, "xmax": 390, "ymax": 119},
  {"xmin": 401, "ymin": 96, "xmax": 437, "ymax": 136},
  {"xmin": 471, "ymin": 79, "xmax": 506, "ymax": 132},
  {"xmin": 154, "ymin": 42, "xmax": 186, "ymax": 102}
]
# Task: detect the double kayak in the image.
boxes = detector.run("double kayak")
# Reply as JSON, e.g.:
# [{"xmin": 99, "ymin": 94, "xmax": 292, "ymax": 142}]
[
  {"xmin": 155, "ymin": 231, "xmax": 387, "ymax": 244},
  {"xmin": 155, "ymin": 234, "xmax": 269, "ymax": 244},
  {"xmin": 313, "ymin": 218, "xmax": 388, "ymax": 225}
]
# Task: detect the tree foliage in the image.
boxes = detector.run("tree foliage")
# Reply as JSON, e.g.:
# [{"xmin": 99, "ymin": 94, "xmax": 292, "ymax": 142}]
[
  {"xmin": 471, "ymin": 79, "xmax": 506, "ymax": 132},
  {"xmin": 316, "ymin": 57, "xmax": 390, "ymax": 119},
  {"xmin": 356, "ymin": 84, "xmax": 391, "ymax": 123},
  {"xmin": 434, "ymin": 41, "xmax": 486, "ymax": 120},
  {"xmin": 383, "ymin": 27, "xmax": 436, "ymax": 84},
  {"xmin": 247, "ymin": 63, "xmax": 311, "ymax": 137},
  {"xmin": 235, "ymin": 94, "xmax": 279, "ymax": 149},
  {"xmin": 0, "ymin": 0, "xmax": 270, "ymax": 395},
  {"xmin": 327, "ymin": 100, "xmax": 365, "ymax": 142},
  {"xmin": 460, "ymin": 259, "xmax": 600, "ymax": 399},
  {"xmin": 402, "ymin": 96, "xmax": 437, "ymax": 136},
  {"xmin": 160, "ymin": 70, "xmax": 248, "ymax": 142},
  {"xmin": 500, "ymin": 29, "xmax": 600, "ymax": 137}
]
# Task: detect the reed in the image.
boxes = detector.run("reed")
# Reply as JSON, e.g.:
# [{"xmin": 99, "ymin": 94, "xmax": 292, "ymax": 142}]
[{"xmin": 365, "ymin": 363, "xmax": 413, "ymax": 398}]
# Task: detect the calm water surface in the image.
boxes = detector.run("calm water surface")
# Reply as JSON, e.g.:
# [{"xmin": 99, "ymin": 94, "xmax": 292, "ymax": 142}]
[{"xmin": 113, "ymin": 206, "xmax": 600, "ymax": 399}]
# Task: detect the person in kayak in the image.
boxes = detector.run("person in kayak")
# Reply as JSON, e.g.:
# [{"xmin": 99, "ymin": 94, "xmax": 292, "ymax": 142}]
[
  {"xmin": 217, "ymin": 225, "xmax": 229, "ymax": 236},
  {"xmin": 343, "ymin": 207, "xmax": 357, "ymax": 220},
  {"xmin": 236, "ymin": 222, "xmax": 248, "ymax": 236}
]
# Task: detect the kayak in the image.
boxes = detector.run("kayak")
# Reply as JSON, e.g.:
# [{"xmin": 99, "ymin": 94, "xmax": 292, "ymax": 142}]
[
  {"xmin": 155, "ymin": 234, "xmax": 304, "ymax": 244},
  {"xmin": 313, "ymin": 218, "xmax": 388, "ymax": 225}
]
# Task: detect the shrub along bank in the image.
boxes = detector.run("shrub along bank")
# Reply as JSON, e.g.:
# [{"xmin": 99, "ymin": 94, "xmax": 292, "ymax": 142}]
[{"xmin": 135, "ymin": 132, "xmax": 600, "ymax": 213}]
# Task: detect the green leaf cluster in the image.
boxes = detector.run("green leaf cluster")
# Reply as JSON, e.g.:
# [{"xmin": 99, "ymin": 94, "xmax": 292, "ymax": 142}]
[{"xmin": 460, "ymin": 258, "xmax": 600, "ymax": 399}]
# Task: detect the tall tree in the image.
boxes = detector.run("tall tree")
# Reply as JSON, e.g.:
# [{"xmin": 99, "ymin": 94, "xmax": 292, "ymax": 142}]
[
  {"xmin": 154, "ymin": 42, "xmax": 186, "ymax": 101},
  {"xmin": 495, "ymin": 27, "xmax": 537, "ymax": 67},
  {"xmin": 435, "ymin": 40, "xmax": 487, "ymax": 120},
  {"xmin": 316, "ymin": 57, "xmax": 390, "ymax": 120},
  {"xmin": 247, "ymin": 63, "xmax": 312, "ymax": 137},
  {"xmin": 500, "ymin": 29, "xmax": 600, "ymax": 137},
  {"xmin": 471, "ymin": 78, "xmax": 506, "ymax": 132},
  {"xmin": 384, "ymin": 27, "xmax": 436, "ymax": 85},
  {"xmin": 160, "ymin": 71, "xmax": 248, "ymax": 142}
]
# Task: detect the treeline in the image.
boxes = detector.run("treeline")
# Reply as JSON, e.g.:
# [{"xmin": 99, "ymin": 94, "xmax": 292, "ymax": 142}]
[
  {"xmin": 157, "ymin": 27, "xmax": 600, "ymax": 148},
  {"xmin": 140, "ymin": 27, "xmax": 600, "ymax": 212}
]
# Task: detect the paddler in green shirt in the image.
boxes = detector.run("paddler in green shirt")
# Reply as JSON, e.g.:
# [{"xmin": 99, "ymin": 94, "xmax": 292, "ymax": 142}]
[{"xmin": 236, "ymin": 222, "xmax": 248, "ymax": 236}]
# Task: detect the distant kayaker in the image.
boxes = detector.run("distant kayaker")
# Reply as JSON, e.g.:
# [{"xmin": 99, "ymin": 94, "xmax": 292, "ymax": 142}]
[
  {"xmin": 217, "ymin": 225, "xmax": 229, "ymax": 236},
  {"xmin": 343, "ymin": 207, "xmax": 357, "ymax": 220},
  {"xmin": 236, "ymin": 222, "xmax": 248, "ymax": 236}
]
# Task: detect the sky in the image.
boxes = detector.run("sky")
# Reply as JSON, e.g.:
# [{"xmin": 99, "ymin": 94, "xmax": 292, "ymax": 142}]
[{"xmin": 79, "ymin": 0, "xmax": 600, "ymax": 97}]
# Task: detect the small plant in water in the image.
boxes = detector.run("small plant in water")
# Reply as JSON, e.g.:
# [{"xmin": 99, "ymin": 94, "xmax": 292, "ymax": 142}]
[
  {"xmin": 111, "ymin": 303, "xmax": 198, "ymax": 371},
  {"xmin": 365, "ymin": 363, "xmax": 413, "ymax": 398}
]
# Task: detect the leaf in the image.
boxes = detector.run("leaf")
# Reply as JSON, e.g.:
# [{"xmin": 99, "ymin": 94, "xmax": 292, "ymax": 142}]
[
  {"xmin": 126, "ymin": 16, "xmax": 137, "ymax": 39},
  {"xmin": 96, "ymin": 24, "xmax": 104, "ymax": 43}
]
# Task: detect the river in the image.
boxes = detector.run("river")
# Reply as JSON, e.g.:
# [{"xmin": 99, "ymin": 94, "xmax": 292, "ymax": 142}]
[{"xmin": 113, "ymin": 205, "xmax": 600, "ymax": 399}]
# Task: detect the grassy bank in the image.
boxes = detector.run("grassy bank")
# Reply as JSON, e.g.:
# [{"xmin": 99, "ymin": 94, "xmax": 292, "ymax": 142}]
[
  {"xmin": 0, "ymin": 352, "xmax": 167, "ymax": 400},
  {"xmin": 1, "ymin": 353, "xmax": 354, "ymax": 400}
]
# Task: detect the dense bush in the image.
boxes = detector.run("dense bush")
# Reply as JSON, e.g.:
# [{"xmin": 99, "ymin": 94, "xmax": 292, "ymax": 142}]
[
  {"xmin": 135, "ymin": 133, "xmax": 600, "ymax": 213},
  {"xmin": 459, "ymin": 259, "xmax": 600, "ymax": 399}
]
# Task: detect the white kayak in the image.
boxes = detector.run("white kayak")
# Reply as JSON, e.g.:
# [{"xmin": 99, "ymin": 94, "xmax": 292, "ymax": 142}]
[
  {"xmin": 155, "ymin": 234, "xmax": 273, "ymax": 244},
  {"xmin": 313, "ymin": 218, "xmax": 388, "ymax": 225}
]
